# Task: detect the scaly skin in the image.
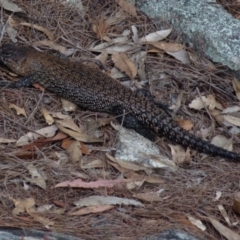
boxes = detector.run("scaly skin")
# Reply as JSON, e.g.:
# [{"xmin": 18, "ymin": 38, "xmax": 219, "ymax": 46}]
[{"xmin": 0, "ymin": 44, "xmax": 239, "ymax": 161}]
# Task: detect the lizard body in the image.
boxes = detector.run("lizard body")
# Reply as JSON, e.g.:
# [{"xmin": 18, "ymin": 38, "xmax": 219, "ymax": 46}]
[{"xmin": 0, "ymin": 44, "xmax": 239, "ymax": 161}]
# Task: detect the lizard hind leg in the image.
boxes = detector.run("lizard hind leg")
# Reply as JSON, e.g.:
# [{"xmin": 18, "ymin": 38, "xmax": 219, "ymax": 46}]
[{"xmin": 115, "ymin": 112, "xmax": 156, "ymax": 141}]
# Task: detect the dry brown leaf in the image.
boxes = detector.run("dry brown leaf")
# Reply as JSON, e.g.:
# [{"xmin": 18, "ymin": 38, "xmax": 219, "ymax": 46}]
[
  {"xmin": 33, "ymin": 40, "xmax": 74, "ymax": 56},
  {"xmin": 81, "ymin": 159, "xmax": 105, "ymax": 169},
  {"xmin": 131, "ymin": 25, "xmax": 138, "ymax": 43},
  {"xmin": 233, "ymin": 77, "xmax": 240, "ymax": 100},
  {"xmin": 112, "ymin": 52, "xmax": 137, "ymax": 80},
  {"xmin": 91, "ymin": 16, "xmax": 110, "ymax": 41},
  {"xmin": 29, "ymin": 212, "xmax": 55, "ymax": 227},
  {"xmin": 175, "ymin": 119, "xmax": 194, "ymax": 131},
  {"xmin": 16, "ymin": 125, "xmax": 58, "ymax": 147},
  {"xmin": 69, "ymin": 205, "xmax": 114, "ymax": 216},
  {"xmin": 189, "ymin": 52, "xmax": 217, "ymax": 71},
  {"xmin": 211, "ymin": 135, "xmax": 233, "ymax": 152},
  {"xmin": 49, "ymin": 111, "xmax": 71, "ymax": 120},
  {"xmin": 168, "ymin": 144, "xmax": 190, "ymax": 164},
  {"xmin": 187, "ymin": 216, "xmax": 206, "ymax": 231},
  {"xmin": 11, "ymin": 197, "xmax": 35, "ymax": 216},
  {"xmin": 0, "ymin": 137, "xmax": 16, "ymax": 143},
  {"xmin": 166, "ymin": 49, "xmax": 191, "ymax": 64},
  {"xmin": 133, "ymin": 192, "xmax": 163, "ymax": 202},
  {"xmin": 106, "ymin": 153, "xmax": 150, "ymax": 172},
  {"xmin": 61, "ymin": 99, "xmax": 77, "ymax": 112},
  {"xmin": 20, "ymin": 22, "xmax": 54, "ymax": 40},
  {"xmin": 74, "ymin": 195, "xmax": 144, "ymax": 207},
  {"xmin": 56, "ymin": 119, "xmax": 102, "ymax": 143},
  {"xmin": 61, "ymin": 138, "xmax": 90, "ymax": 155},
  {"xmin": 55, "ymin": 178, "xmax": 128, "ymax": 188},
  {"xmin": 6, "ymin": 21, "xmax": 17, "ymax": 42},
  {"xmin": 208, "ymin": 217, "xmax": 240, "ymax": 240},
  {"xmin": 223, "ymin": 115, "xmax": 240, "ymax": 127},
  {"xmin": 148, "ymin": 42, "xmax": 183, "ymax": 52},
  {"xmin": 0, "ymin": 0, "xmax": 24, "ymax": 12},
  {"xmin": 9, "ymin": 103, "xmax": 27, "ymax": 117},
  {"xmin": 115, "ymin": 0, "xmax": 137, "ymax": 17},
  {"xmin": 140, "ymin": 29, "xmax": 172, "ymax": 42},
  {"xmin": 189, "ymin": 95, "xmax": 223, "ymax": 111},
  {"xmin": 95, "ymin": 49, "xmax": 108, "ymax": 63},
  {"xmin": 66, "ymin": 140, "xmax": 82, "ymax": 162},
  {"xmin": 218, "ymin": 205, "xmax": 231, "ymax": 226},
  {"xmin": 25, "ymin": 163, "xmax": 46, "ymax": 189},
  {"xmin": 41, "ymin": 107, "xmax": 54, "ymax": 125},
  {"xmin": 22, "ymin": 132, "xmax": 67, "ymax": 151}
]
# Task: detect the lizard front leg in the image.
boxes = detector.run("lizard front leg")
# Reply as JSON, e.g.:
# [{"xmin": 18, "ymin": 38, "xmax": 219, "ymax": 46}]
[{"xmin": 0, "ymin": 75, "xmax": 37, "ymax": 88}]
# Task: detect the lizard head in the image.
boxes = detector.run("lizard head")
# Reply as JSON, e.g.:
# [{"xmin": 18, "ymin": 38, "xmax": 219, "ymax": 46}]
[{"xmin": 0, "ymin": 44, "xmax": 32, "ymax": 76}]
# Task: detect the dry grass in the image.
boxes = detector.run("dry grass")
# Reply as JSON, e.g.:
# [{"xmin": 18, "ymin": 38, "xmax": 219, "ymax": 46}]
[{"xmin": 0, "ymin": 0, "xmax": 239, "ymax": 239}]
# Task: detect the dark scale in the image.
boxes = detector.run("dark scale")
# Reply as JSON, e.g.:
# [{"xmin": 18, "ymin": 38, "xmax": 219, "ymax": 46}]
[{"xmin": 0, "ymin": 44, "xmax": 239, "ymax": 161}]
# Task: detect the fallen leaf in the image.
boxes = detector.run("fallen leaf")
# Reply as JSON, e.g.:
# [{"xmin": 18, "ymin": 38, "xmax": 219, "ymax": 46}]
[
  {"xmin": 133, "ymin": 192, "xmax": 163, "ymax": 202},
  {"xmin": 148, "ymin": 42, "xmax": 183, "ymax": 52},
  {"xmin": 81, "ymin": 159, "xmax": 105, "ymax": 169},
  {"xmin": 74, "ymin": 195, "xmax": 144, "ymax": 207},
  {"xmin": 11, "ymin": 197, "xmax": 35, "ymax": 216},
  {"xmin": 55, "ymin": 119, "xmax": 102, "ymax": 142},
  {"xmin": 22, "ymin": 132, "xmax": 67, "ymax": 151},
  {"xmin": 6, "ymin": 21, "xmax": 18, "ymax": 43},
  {"xmin": 55, "ymin": 178, "xmax": 128, "ymax": 188},
  {"xmin": 140, "ymin": 29, "xmax": 172, "ymax": 42},
  {"xmin": 131, "ymin": 25, "xmax": 138, "ymax": 43},
  {"xmin": 218, "ymin": 204, "xmax": 231, "ymax": 226},
  {"xmin": 126, "ymin": 180, "xmax": 144, "ymax": 190},
  {"xmin": 0, "ymin": 0, "xmax": 24, "ymax": 12},
  {"xmin": 66, "ymin": 140, "xmax": 82, "ymax": 162},
  {"xmin": 233, "ymin": 77, "xmax": 240, "ymax": 100},
  {"xmin": 211, "ymin": 135, "xmax": 233, "ymax": 152},
  {"xmin": 106, "ymin": 153, "xmax": 150, "ymax": 172},
  {"xmin": 9, "ymin": 103, "xmax": 27, "ymax": 117},
  {"xmin": 0, "ymin": 137, "xmax": 16, "ymax": 143},
  {"xmin": 175, "ymin": 119, "xmax": 194, "ymax": 131},
  {"xmin": 112, "ymin": 52, "xmax": 137, "ymax": 80},
  {"xmin": 41, "ymin": 107, "xmax": 54, "ymax": 125},
  {"xmin": 61, "ymin": 98, "xmax": 77, "ymax": 112},
  {"xmin": 95, "ymin": 49, "xmax": 108, "ymax": 63},
  {"xmin": 130, "ymin": 51, "xmax": 147, "ymax": 81},
  {"xmin": 187, "ymin": 216, "xmax": 206, "ymax": 231},
  {"xmin": 110, "ymin": 67, "xmax": 127, "ymax": 78},
  {"xmin": 33, "ymin": 40, "xmax": 74, "ymax": 56},
  {"xmin": 208, "ymin": 217, "xmax": 240, "ymax": 240},
  {"xmin": 189, "ymin": 95, "xmax": 223, "ymax": 110},
  {"xmin": 49, "ymin": 111, "xmax": 71, "ymax": 120},
  {"xmin": 20, "ymin": 22, "xmax": 54, "ymax": 40},
  {"xmin": 223, "ymin": 115, "xmax": 240, "ymax": 127},
  {"xmin": 69, "ymin": 205, "xmax": 114, "ymax": 216},
  {"xmin": 91, "ymin": 15, "xmax": 110, "ymax": 41},
  {"xmin": 166, "ymin": 49, "xmax": 191, "ymax": 64},
  {"xmin": 116, "ymin": 0, "xmax": 137, "ymax": 17},
  {"xmin": 222, "ymin": 106, "xmax": 240, "ymax": 114},
  {"xmin": 25, "ymin": 163, "xmax": 46, "ymax": 189},
  {"xmin": 16, "ymin": 125, "xmax": 58, "ymax": 146},
  {"xmin": 168, "ymin": 144, "xmax": 190, "ymax": 164},
  {"xmin": 213, "ymin": 191, "xmax": 222, "ymax": 202}
]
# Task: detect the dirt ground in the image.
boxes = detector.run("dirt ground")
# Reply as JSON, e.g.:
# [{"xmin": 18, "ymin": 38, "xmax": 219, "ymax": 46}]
[{"xmin": 0, "ymin": 0, "xmax": 240, "ymax": 239}]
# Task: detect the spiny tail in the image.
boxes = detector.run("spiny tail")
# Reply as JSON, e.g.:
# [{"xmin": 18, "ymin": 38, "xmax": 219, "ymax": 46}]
[{"xmin": 154, "ymin": 116, "xmax": 240, "ymax": 161}]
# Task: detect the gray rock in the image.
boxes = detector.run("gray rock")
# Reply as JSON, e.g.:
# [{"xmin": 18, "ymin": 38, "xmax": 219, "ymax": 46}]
[
  {"xmin": 115, "ymin": 127, "xmax": 176, "ymax": 169},
  {"xmin": 136, "ymin": 0, "xmax": 240, "ymax": 71}
]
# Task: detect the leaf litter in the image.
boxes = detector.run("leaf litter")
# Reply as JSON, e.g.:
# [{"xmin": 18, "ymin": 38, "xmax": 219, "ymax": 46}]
[{"xmin": 0, "ymin": 0, "xmax": 240, "ymax": 239}]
